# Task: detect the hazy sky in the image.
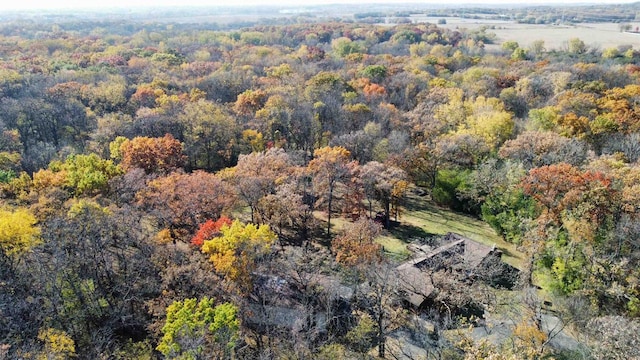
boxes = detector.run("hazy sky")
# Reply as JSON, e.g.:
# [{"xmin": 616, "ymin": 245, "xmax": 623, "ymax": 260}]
[{"xmin": 0, "ymin": 0, "xmax": 636, "ymax": 11}]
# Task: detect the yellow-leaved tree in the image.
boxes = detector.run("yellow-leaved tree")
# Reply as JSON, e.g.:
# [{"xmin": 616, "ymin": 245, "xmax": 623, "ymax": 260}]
[
  {"xmin": 37, "ymin": 328, "xmax": 76, "ymax": 360},
  {"xmin": 461, "ymin": 96, "xmax": 515, "ymax": 150},
  {"xmin": 0, "ymin": 207, "xmax": 41, "ymax": 259},
  {"xmin": 202, "ymin": 220, "xmax": 276, "ymax": 293}
]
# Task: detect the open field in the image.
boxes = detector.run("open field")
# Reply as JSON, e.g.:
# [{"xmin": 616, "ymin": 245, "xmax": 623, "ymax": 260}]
[
  {"xmin": 490, "ymin": 23, "xmax": 640, "ymax": 51},
  {"xmin": 413, "ymin": 16, "xmax": 640, "ymax": 50}
]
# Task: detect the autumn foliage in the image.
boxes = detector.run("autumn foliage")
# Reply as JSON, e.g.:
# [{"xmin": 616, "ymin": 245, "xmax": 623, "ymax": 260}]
[
  {"xmin": 120, "ymin": 134, "xmax": 186, "ymax": 174},
  {"xmin": 2, "ymin": 10, "xmax": 640, "ymax": 359},
  {"xmin": 332, "ymin": 219, "xmax": 383, "ymax": 267},
  {"xmin": 521, "ymin": 163, "xmax": 614, "ymax": 222},
  {"xmin": 191, "ymin": 216, "xmax": 233, "ymax": 247},
  {"xmin": 308, "ymin": 146, "xmax": 354, "ymax": 236},
  {"xmin": 0, "ymin": 208, "xmax": 41, "ymax": 257},
  {"xmin": 137, "ymin": 171, "xmax": 234, "ymax": 239},
  {"xmin": 202, "ymin": 220, "xmax": 276, "ymax": 292}
]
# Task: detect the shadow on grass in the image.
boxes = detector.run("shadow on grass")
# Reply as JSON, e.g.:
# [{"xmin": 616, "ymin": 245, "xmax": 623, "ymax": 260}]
[
  {"xmin": 496, "ymin": 246, "xmax": 521, "ymax": 261},
  {"xmin": 387, "ymin": 222, "xmax": 437, "ymax": 243},
  {"xmin": 404, "ymin": 199, "xmax": 497, "ymax": 238}
]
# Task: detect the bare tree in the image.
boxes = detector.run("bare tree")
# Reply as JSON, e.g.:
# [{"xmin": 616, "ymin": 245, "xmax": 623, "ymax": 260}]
[{"xmin": 355, "ymin": 263, "xmax": 407, "ymax": 358}]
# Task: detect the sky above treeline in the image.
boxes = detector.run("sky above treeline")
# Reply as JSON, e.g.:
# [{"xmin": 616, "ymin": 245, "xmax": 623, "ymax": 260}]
[{"xmin": 0, "ymin": 0, "xmax": 636, "ymax": 11}]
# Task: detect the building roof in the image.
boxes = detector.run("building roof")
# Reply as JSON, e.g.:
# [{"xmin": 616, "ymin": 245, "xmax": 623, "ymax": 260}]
[
  {"xmin": 307, "ymin": 273, "xmax": 354, "ymax": 300},
  {"xmin": 397, "ymin": 262, "xmax": 435, "ymax": 307},
  {"xmin": 397, "ymin": 233, "xmax": 496, "ymax": 307}
]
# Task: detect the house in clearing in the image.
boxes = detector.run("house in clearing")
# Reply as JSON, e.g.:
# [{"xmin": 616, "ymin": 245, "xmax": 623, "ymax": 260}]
[{"xmin": 397, "ymin": 232, "xmax": 517, "ymax": 308}]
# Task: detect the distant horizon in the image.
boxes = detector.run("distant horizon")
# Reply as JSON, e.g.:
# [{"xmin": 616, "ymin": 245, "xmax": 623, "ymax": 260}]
[{"xmin": 0, "ymin": 0, "xmax": 637, "ymax": 11}]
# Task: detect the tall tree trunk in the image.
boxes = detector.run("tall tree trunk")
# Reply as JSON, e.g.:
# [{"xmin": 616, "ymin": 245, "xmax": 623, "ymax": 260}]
[
  {"xmin": 327, "ymin": 182, "xmax": 333, "ymax": 237},
  {"xmin": 526, "ymin": 253, "xmax": 536, "ymax": 287},
  {"xmin": 384, "ymin": 198, "xmax": 390, "ymax": 229},
  {"xmin": 377, "ymin": 314, "xmax": 386, "ymax": 358}
]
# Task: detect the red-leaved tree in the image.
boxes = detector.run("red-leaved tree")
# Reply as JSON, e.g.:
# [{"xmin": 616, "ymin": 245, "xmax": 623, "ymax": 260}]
[{"xmin": 191, "ymin": 216, "xmax": 233, "ymax": 247}]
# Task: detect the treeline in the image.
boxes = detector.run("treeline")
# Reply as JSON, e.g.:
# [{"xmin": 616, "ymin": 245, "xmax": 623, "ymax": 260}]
[
  {"xmin": 0, "ymin": 15, "xmax": 639, "ymax": 358},
  {"xmin": 362, "ymin": 2, "xmax": 640, "ymax": 26}
]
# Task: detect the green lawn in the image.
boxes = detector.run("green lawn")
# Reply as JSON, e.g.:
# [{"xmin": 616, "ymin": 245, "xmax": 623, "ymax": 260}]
[{"xmin": 378, "ymin": 193, "xmax": 525, "ymax": 269}]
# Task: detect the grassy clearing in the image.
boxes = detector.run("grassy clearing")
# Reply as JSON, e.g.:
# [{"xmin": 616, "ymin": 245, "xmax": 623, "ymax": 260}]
[
  {"xmin": 377, "ymin": 234, "xmax": 411, "ymax": 260},
  {"xmin": 383, "ymin": 193, "xmax": 525, "ymax": 269},
  {"xmin": 314, "ymin": 210, "xmax": 411, "ymax": 259},
  {"xmin": 314, "ymin": 193, "xmax": 524, "ymax": 269}
]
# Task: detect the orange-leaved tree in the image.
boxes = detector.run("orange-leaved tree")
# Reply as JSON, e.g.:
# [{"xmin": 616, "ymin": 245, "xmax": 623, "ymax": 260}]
[
  {"xmin": 119, "ymin": 134, "xmax": 186, "ymax": 174},
  {"xmin": 332, "ymin": 218, "xmax": 383, "ymax": 268},
  {"xmin": 520, "ymin": 162, "xmax": 619, "ymax": 288},
  {"xmin": 521, "ymin": 163, "xmax": 616, "ymax": 231},
  {"xmin": 360, "ymin": 161, "xmax": 409, "ymax": 228},
  {"xmin": 137, "ymin": 171, "xmax": 234, "ymax": 241},
  {"xmin": 232, "ymin": 148, "xmax": 293, "ymax": 223}
]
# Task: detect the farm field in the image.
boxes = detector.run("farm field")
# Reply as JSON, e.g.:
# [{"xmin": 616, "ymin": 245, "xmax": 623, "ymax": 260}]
[{"xmin": 414, "ymin": 16, "xmax": 640, "ymax": 50}]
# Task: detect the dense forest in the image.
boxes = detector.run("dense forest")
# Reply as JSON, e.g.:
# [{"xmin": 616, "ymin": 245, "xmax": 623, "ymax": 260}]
[{"xmin": 1, "ymin": 5, "xmax": 640, "ymax": 359}]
